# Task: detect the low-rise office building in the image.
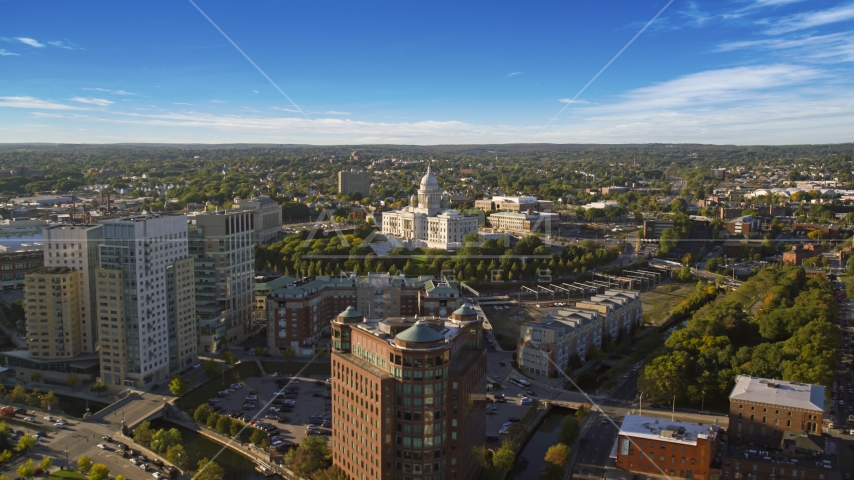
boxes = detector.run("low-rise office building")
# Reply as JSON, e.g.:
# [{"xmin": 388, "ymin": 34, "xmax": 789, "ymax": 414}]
[
  {"xmin": 237, "ymin": 196, "xmax": 282, "ymax": 244},
  {"xmin": 728, "ymin": 375, "xmax": 824, "ymax": 441},
  {"xmin": 615, "ymin": 415, "xmax": 722, "ymax": 480},
  {"xmin": 475, "ymin": 196, "xmax": 552, "ymax": 213},
  {"xmin": 487, "ymin": 211, "xmax": 559, "ymax": 234},
  {"xmin": 0, "ymin": 243, "xmax": 44, "ymax": 290}
]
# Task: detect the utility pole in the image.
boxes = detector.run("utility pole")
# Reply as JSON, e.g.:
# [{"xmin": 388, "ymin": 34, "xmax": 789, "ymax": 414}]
[
  {"xmin": 639, "ymin": 391, "xmax": 644, "ymax": 416},
  {"xmin": 701, "ymin": 390, "xmax": 706, "ymax": 412}
]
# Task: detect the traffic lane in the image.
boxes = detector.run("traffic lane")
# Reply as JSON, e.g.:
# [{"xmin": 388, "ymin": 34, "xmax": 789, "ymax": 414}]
[
  {"xmin": 577, "ymin": 413, "xmax": 617, "ymax": 466},
  {"xmin": 609, "ymin": 370, "xmax": 640, "ymax": 404},
  {"xmin": 92, "ymin": 447, "xmax": 149, "ymax": 480}
]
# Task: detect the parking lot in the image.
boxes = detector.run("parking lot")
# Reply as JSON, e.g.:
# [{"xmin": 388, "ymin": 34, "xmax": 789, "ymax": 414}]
[
  {"xmin": 484, "ymin": 393, "xmax": 535, "ymax": 443},
  {"xmin": 207, "ymin": 372, "xmax": 332, "ymax": 448}
]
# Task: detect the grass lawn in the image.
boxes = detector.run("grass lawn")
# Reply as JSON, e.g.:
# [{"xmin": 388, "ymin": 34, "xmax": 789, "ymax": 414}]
[
  {"xmin": 260, "ymin": 360, "xmax": 331, "ymax": 376},
  {"xmin": 47, "ymin": 471, "xmax": 86, "ymax": 479},
  {"xmin": 175, "ymin": 361, "xmax": 261, "ymax": 410},
  {"xmin": 640, "ymin": 281, "xmax": 697, "ymax": 326}
]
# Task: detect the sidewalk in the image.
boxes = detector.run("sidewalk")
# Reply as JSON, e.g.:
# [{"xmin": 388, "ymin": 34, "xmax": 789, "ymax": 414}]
[{"xmin": 3, "ymin": 378, "xmax": 120, "ymax": 406}]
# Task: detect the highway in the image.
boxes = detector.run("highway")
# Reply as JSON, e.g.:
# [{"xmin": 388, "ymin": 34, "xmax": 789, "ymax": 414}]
[{"xmin": 658, "ymin": 177, "xmax": 686, "ymax": 206}]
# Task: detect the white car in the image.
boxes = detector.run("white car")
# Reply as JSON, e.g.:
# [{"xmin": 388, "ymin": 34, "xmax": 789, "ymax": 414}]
[
  {"xmin": 97, "ymin": 443, "xmax": 108, "ymax": 450},
  {"xmin": 152, "ymin": 473, "xmax": 164, "ymax": 479},
  {"xmin": 54, "ymin": 423, "xmax": 65, "ymax": 429},
  {"xmin": 230, "ymin": 383, "xmax": 243, "ymax": 389},
  {"xmin": 43, "ymin": 416, "xmax": 55, "ymax": 422}
]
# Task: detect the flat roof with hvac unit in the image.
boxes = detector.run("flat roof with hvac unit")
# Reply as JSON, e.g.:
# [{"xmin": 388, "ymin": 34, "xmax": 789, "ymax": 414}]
[{"xmin": 729, "ymin": 375, "xmax": 825, "ymax": 412}]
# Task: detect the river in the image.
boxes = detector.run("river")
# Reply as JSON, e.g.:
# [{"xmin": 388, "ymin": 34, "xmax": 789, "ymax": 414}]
[
  {"xmin": 150, "ymin": 419, "xmax": 270, "ymax": 480},
  {"xmin": 510, "ymin": 407, "xmax": 572, "ymax": 480}
]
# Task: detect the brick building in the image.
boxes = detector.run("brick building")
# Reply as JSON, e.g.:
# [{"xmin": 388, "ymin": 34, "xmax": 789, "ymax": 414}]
[
  {"xmin": 330, "ymin": 305, "xmax": 487, "ymax": 480},
  {"xmin": 0, "ymin": 244, "xmax": 44, "ymax": 290},
  {"xmin": 782, "ymin": 244, "xmax": 822, "ymax": 266},
  {"xmin": 266, "ymin": 274, "xmax": 463, "ymax": 354},
  {"xmin": 615, "ymin": 414, "xmax": 722, "ymax": 480},
  {"xmin": 728, "ymin": 375, "xmax": 824, "ymax": 441}
]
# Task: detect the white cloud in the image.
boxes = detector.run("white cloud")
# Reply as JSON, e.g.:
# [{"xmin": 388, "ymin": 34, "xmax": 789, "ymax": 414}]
[
  {"xmin": 313, "ymin": 110, "xmax": 351, "ymax": 116},
  {"xmin": 600, "ymin": 64, "xmax": 824, "ymax": 112},
  {"xmin": 173, "ymin": 102, "xmax": 193, "ymax": 106},
  {"xmin": 46, "ymin": 40, "xmax": 79, "ymax": 50},
  {"xmin": 0, "ymin": 49, "xmax": 18, "ymax": 56},
  {"xmin": 271, "ymin": 107, "xmax": 300, "ymax": 113},
  {"xmin": 752, "ymin": 0, "xmax": 805, "ymax": 6},
  {"xmin": 558, "ymin": 99, "xmax": 589, "ymax": 104},
  {"xmin": 208, "ymin": 99, "xmax": 226, "ymax": 103},
  {"xmin": 68, "ymin": 97, "xmax": 113, "ymax": 107},
  {"xmin": 17, "ymin": 37, "xmax": 44, "ymax": 48},
  {"xmin": 719, "ymin": 32, "xmax": 854, "ymax": 63},
  {"xmin": 0, "ymin": 96, "xmax": 81, "ymax": 110},
  {"xmin": 504, "ymin": 72, "xmax": 522, "ymax": 78},
  {"xmin": 82, "ymin": 87, "xmax": 140, "ymax": 96},
  {"xmin": 253, "ymin": 89, "xmax": 259, "ymax": 93},
  {"xmin": 765, "ymin": 3, "xmax": 854, "ymax": 34}
]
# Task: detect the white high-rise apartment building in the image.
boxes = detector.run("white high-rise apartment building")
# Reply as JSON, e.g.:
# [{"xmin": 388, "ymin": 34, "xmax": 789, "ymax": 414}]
[
  {"xmin": 95, "ymin": 214, "xmax": 196, "ymax": 389},
  {"xmin": 42, "ymin": 224, "xmax": 104, "ymax": 353}
]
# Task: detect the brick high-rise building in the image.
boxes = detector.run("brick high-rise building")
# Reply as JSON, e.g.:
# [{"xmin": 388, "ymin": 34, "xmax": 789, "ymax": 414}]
[{"xmin": 330, "ymin": 304, "xmax": 487, "ymax": 480}]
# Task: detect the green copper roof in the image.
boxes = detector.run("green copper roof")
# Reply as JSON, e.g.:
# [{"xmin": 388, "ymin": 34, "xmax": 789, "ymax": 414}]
[
  {"xmin": 453, "ymin": 305, "xmax": 478, "ymax": 316},
  {"xmin": 338, "ymin": 306, "xmax": 363, "ymax": 318},
  {"xmin": 395, "ymin": 321, "xmax": 445, "ymax": 344}
]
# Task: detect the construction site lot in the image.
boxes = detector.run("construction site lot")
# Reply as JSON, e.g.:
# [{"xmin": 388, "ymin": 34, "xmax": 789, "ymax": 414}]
[
  {"xmin": 484, "ymin": 303, "xmax": 559, "ymax": 351},
  {"xmin": 639, "ymin": 281, "xmax": 697, "ymax": 326}
]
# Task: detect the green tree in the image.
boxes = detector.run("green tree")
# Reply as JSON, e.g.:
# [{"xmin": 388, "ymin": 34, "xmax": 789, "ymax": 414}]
[
  {"xmin": 90, "ymin": 382, "xmax": 107, "ymax": 394},
  {"xmin": 254, "ymin": 346, "xmax": 269, "ymax": 357},
  {"xmin": 216, "ymin": 415, "xmax": 233, "ymax": 435},
  {"xmin": 282, "ymin": 347, "xmax": 296, "ymax": 359},
  {"xmin": 659, "ymin": 228, "xmax": 677, "ymax": 254},
  {"xmin": 132, "ymin": 421, "xmax": 155, "ymax": 448},
  {"xmin": 40, "ymin": 391, "xmax": 59, "ymax": 410},
  {"xmin": 150, "ymin": 428, "xmax": 182, "ymax": 454},
  {"xmin": 285, "ymin": 435, "xmax": 331, "ymax": 478},
  {"xmin": 165, "ymin": 444, "xmax": 190, "ymax": 470},
  {"xmin": 169, "ymin": 375, "xmax": 189, "ymax": 395},
  {"xmin": 78, "ymin": 455, "xmax": 93, "ymax": 473},
  {"xmin": 88, "ymin": 463, "xmax": 109, "ymax": 480},
  {"xmin": 195, "ymin": 458, "xmax": 226, "ymax": 480},
  {"xmin": 222, "ymin": 350, "xmax": 237, "ymax": 365},
  {"xmin": 15, "ymin": 434, "xmax": 36, "ymax": 455},
  {"xmin": 204, "ymin": 359, "xmax": 221, "ymax": 378},
  {"xmin": 250, "ymin": 428, "xmax": 268, "ymax": 446},
  {"xmin": 67, "ymin": 373, "xmax": 79, "ymax": 388},
  {"xmin": 557, "ymin": 416, "xmax": 580, "ymax": 445},
  {"xmin": 194, "ymin": 403, "xmax": 214, "ymax": 423},
  {"xmin": 206, "ymin": 412, "xmax": 221, "ymax": 429},
  {"xmin": 30, "ymin": 371, "xmax": 41, "ymax": 383},
  {"xmin": 492, "ymin": 440, "xmax": 515, "ymax": 471},
  {"xmin": 16, "ymin": 459, "xmax": 34, "ymax": 479},
  {"xmin": 39, "ymin": 455, "xmax": 52, "ymax": 471},
  {"xmin": 0, "ymin": 450, "xmax": 11, "ymax": 463}
]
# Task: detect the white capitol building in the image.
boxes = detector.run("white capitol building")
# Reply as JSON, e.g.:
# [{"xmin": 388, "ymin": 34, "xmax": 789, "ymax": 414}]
[{"xmin": 381, "ymin": 166, "xmax": 479, "ymax": 250}]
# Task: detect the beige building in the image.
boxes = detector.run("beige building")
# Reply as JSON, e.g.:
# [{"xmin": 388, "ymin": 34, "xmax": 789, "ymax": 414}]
[
  {"xmin": 727, "ymin": 375, "xmax": 824, "ymax": 441},
  {"xmin": 338, "ymin": 169, "xmax": 371, "ymax": 197},
  {"xmin": 517, "ymin": 289, "xmax": 642, "ymax": 378},
  {"xmin": 43, "ymin": 224, "xmax": 103, "ymax": 353},
  {"xmin": 487, "ymin": 211, "xmax": 559, "ymax": 234},
  {"xmin": 25, "ymin": 267, "xmax": 82, "ymax": 359},
  {"xmin": 475, "ymin": 196, "xmax": 552, "ymax": 213},
  {"xmin": 238, "ymin": 196, "xmax": 282, "ymax": 244}
]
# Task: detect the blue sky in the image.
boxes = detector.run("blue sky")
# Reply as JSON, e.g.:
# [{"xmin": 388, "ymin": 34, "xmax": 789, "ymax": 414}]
[{"xmin": 1, "ymin": 0, "xmax": 854, "ymax": 145}]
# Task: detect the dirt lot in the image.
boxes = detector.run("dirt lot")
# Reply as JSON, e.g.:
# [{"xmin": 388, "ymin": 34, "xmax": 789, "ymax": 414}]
[{"xmin": 639, "ymin": 282, "xmax": 697, "ymax": 326}]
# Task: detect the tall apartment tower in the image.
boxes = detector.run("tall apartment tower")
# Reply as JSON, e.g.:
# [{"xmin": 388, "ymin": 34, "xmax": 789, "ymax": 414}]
[
  {"xmin": 95, "ymin": 215, "xmax": 196, "ymax": 389},
  {"xmin": 238, "ymin": 196, "xmax": 282, "ymax": 244},
  {"xmin": 188, "ymin": 210, "xmax": 255, "ymax": 350},
  {"xmin": 338, "ymin": 169, "xmax": 371, "ymax": 197},
  {"xmin": 330, "ymin": 305, "xmax": 487, "ymax": 480},
  {"xmin": 25, "ymin": 267, "xmax": 82, "ymax": 359},
  {"xmin": 42, "ymin": 224, "xmax": 104, "ymax": 352}
]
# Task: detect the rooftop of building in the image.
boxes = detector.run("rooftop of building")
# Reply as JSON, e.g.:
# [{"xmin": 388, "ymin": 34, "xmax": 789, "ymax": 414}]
[
  {"xmin": 729, "ymin": 375, "xmax": 825, "ymax": 412},
  {"xmin": 29, "ymin": 266, "xmax": 73, "ymax": 275},
  {"xmin": 619, "ymin": 414, "xmax": 719, "ymax": 446},
  {"xmin": 724, "ymin": 437, "xmax": 835, "ymax": 470}
]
